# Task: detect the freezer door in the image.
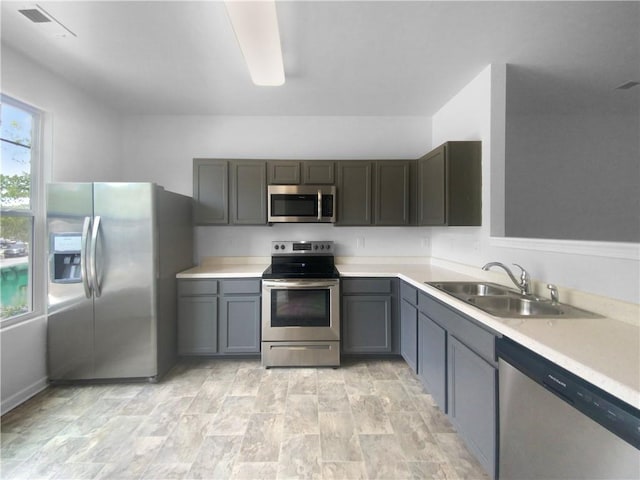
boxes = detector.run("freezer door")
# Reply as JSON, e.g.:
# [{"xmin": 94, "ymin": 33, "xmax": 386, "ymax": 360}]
[
  {"xmin": 92, "ymin": 183, "xmax": 158, "ymax": 378},
  {"xmin": 47, "ymin": 183, "xmax": 95, "ymax": 380}
]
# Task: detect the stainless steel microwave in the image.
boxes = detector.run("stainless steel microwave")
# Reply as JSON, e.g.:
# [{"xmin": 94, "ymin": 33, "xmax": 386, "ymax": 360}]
[{"xmin": 267, "ymin": 185, "xmax": 336, "ymax": 223}]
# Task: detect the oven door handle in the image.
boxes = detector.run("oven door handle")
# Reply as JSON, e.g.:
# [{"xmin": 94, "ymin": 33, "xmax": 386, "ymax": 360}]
[
  {"xmin": 263, "ymin": 279, "xmax": 338, "ymax": 289},
  {"xmin": 317, "ymin": 189, "xmax": 322, "ymax": 221}
]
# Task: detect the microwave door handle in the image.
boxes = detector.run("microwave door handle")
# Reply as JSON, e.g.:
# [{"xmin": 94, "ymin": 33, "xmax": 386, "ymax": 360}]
[{"xmin": 317, "ymin": 190, "xmax": 322, "ymax": 220}]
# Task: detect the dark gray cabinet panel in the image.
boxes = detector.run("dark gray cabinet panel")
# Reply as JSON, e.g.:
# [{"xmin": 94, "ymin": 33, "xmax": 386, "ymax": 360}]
[
  {"xmin": 178, "ymin": 296, "xmax": 218, "ymax": 355},
  {"xmin": 230, "ymin": 161, "xmax": 267, "ymax": 224},
  {"xmin": 342, "ymin": 294, "xmax": 393, "ymax": 353},
  {"xmin": 193, "ymin": 159, "xmax": 228, "ymax": 225},
  {"xmin": 219, "ymin": 295, "xmax": 261, "ymax": 354},
  {"xmin": 418, "ymin": 312, "xmax": 447, "ymax": 411},
  {"xmin": 342, "ymin": 278, "xmax": 392, "ymax": 295},
  {"xmin": 302, "ymin": 161, "xmax": 335, "ymax": 184},
  {"xmin": 418, "ymin": 141, "xmax": 481, "ymax": 226},
  {"xmin": 178, "ymin": 278, "xmax": 261, "ymax": 356},
  {"xmin": 447, "ymin": 336, "xmax": 497, "ymax": 479},
  {"xmin": 337, "ymin": 161, "xmax": 373, "ymax": 225},
  {"xmin": 268, "ymin": 161, "xmax": 300, "ymax": 185},
  {"xmin": 400, "ymin": 298, "xmax": 418, "ymax": 372},
  {"xmin": 375, "ymin": 161, "xmax": 413, "ymax": 225}
]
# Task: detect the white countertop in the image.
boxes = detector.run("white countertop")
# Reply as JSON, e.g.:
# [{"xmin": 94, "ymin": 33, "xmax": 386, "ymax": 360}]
[{"xmin": 177, "ymin": 260, "xmax": 640, "ymax": 409}]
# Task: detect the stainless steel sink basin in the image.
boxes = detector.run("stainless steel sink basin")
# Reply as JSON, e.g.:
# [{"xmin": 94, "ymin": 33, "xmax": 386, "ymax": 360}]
[
  {"xmin": 465, "ymin": 296, "xmax": 564, "ymax": 317},
  {"xmin": 426, "ymin": 281, "xmax": 602, "ymax": 318},
  {"xmin": 428, "ymin": 281, "xmax": 516, "ymax": 297}
]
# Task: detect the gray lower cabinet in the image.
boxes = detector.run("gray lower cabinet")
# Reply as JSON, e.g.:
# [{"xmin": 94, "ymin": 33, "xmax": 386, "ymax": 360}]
[
  {"xmin": 400, "ymin": 282, "xmax": 418, "ymax": 373},
  {"xmin": 219, "ymin": 295, "xmax": 261, "ymax": 353},
  {"xmin": 448, "ymin": 336, "xmax": 497, "ymax": 479},
  {"xmin": 178, "ymin": 278, "xmax": 260, "ymax": 355},
  {"xmin": 417, "ymin": 312, "xmax": 446, "ymax": 411},
  {"xmin": 341, "ymin": 278, "xmax": 398, "ymax": 354},
  {"xmin": 417, "ymin": 291, "xmax": 497, "ymax": 479},
  {"xmin": 177, "ymin": 279, "xmax": 219, "ymax": 354}
]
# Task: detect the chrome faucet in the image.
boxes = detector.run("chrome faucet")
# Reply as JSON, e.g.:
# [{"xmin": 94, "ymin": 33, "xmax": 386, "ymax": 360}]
[
  {"xmin": 547, "ymin": 284, "xmax": 559, "ymax": 304},
  {"xmin": 482, "ymin": 261, "xmax": 531, "ymax": 295}
]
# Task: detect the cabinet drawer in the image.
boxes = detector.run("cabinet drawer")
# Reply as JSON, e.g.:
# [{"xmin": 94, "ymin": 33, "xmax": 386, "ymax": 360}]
[
  {"xmin": 221, "ymin": 279, "xmax": 261, "ymax": 295},
  {"xmin": 419, "ymin": 292, "xmax": 496, "ymax": 364},
  {"xmin": 342, "ymin": 278, "xmax": 392, "ymax": 295},
  {"xmin": 400, "ymin": 281, "xmax": 418, "ymax": 304},
  {"xmin": 178, "ymin": 279, "xmax": 218, "ymax": 296}
]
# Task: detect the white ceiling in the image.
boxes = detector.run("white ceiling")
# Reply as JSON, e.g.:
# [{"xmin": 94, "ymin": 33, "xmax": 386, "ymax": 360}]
[{"xmin": 1, "ymin": 1, "xmax": 638, "ymax": 116}]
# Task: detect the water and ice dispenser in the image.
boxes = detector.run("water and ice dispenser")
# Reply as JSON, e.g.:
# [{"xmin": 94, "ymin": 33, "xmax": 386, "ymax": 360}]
[{"xmin": 50, "ymin": 234, "xmax": 83, "ymax": 283}]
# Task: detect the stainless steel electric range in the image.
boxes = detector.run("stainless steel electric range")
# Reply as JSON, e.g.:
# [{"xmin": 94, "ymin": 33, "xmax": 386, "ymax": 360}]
[{"xmin": 261, "ymin": 241, "xmax": 340, "ymax": 368}]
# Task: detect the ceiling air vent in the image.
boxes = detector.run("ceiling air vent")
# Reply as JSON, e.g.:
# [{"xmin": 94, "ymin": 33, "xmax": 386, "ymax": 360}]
[
  {"xmin": 17, "ymin": 4, "xmax": 76, "ymax": 38},
  {"xmin": 19, "ymin": 8, "xmax": 51, "ymax": 23}
]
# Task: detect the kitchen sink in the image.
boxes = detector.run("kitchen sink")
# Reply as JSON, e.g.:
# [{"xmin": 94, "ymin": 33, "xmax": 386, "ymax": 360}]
[
  {"xmin": 465, "ymin": 296, "xmax": 565, "ymax": 317},
  {"xmin": 427, "ymin": 281, "xmax": 602, "ymax": 318},
  {"xmin": 428, "ymin": 281, "xmax": 516, "ymax": 297}
]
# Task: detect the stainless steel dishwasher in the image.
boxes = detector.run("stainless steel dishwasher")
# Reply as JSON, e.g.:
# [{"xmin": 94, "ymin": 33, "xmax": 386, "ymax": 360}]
[{"xmin": 496, "ymin": 337, "xmax": 640, "ymax": 480}]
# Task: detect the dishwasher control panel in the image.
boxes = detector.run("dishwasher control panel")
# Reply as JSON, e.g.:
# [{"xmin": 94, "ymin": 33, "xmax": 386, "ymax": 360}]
[{"xmin": 497, "ymin": 337, "xmax": 640, "ymax": 450}]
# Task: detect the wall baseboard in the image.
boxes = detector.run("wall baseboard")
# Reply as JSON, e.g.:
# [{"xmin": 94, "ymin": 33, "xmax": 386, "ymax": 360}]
[{"xmin": 1, "ymin": 377, "xmax": 48, "ymax": 416}]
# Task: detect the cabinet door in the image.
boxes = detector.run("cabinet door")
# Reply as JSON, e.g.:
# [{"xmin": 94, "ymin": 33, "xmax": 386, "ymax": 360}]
[
  {"xmin": 193, "ymin": 159, "xmax": 228, "ymax": 225},
  {"xmin": 447, "ymin": 336, "xmax": 497, "ymax": 479},
  {"xmin": 178, "ymin": 296, "xmax": 218, "ymax": 354},
  {"xmin": 302, "ymin": 161, "xmax": 335, "ymax": 184},
  {"xmin": 400, "ymin": 299, "xmax": 418, "ymax": 373},
  {"xmin": 375, "ymin": 161, "xmax": 412, "ymax": 225},
  {"xmin": 268, "ymin": 161, "xmax": 300, "ymax": 184},
  {"xmin": 230, "ymin": 161, "xmax": 267, "ymax": 224},
  {"xmin": 418, "ymin": 145, "xmax": 446, "ymax": 226},
  {"xmin": 342, "ymin": 295, "xmax": 392, "ymax": 353},
  {"xmin": 219, "ymin": 295, "xmax": 261, "ymax": 353},
  {"xmin": 337, "ymin": 161, "xmax": 373, "ymax": 225},
  {"xmin": 418, "ymin": 312, "xmax": 447, "ymax": 411}
]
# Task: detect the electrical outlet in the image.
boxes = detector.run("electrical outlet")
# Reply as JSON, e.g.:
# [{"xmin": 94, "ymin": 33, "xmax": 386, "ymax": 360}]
[
  {"xmin": 421, "ymin": 237, "xmax": 430, "ymax": 248},
  {"xmin": 356, "ymin": 237, "xmax": 365, "ymax": 249}
]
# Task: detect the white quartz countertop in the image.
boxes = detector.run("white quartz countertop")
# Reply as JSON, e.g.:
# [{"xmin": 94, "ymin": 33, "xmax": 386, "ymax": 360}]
[{"xmin": 177, "ymin": 261, "xmax": 640, "ymax": 409}]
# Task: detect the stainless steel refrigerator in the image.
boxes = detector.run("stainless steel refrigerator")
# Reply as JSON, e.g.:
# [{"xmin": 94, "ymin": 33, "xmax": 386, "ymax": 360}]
[{"xmin": 46, "ymin": 183, "xmax": 193, "ymax": 381}]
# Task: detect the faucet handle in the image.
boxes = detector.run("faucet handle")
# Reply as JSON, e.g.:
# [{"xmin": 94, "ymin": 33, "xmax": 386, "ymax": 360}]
[
  {"xmin": 547, "ymin": 284, "xmax": 559, "ymax": 304},
  {"xmin": 512, "ymin": 263, "xmax": 531, "ymax": 294}
]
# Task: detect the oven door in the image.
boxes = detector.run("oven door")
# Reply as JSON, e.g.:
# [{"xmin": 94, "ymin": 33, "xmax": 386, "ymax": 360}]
[{"xmin": 262, "ymin": 279, "xmax": 340, "ymax": 342}]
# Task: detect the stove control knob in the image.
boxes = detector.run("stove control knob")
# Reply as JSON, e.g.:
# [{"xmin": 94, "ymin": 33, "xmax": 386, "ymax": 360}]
[
  {"xmin": 320, "ymin": 245, "xmax": 325, "ymax": 250},
  {"xmin": 280, "ymin": 244, "xmax": 286, "ymax": 251},
  {"xmin": 326, "ymin": 244, "xmax": 331, "ymax": 250},
  {"xmin": 274, "ymin": 245, "xmax": 279, "ymax": 250},
  {"xmin": 314, "ymin": 245, "xmax": 319, "ymax": 250}
]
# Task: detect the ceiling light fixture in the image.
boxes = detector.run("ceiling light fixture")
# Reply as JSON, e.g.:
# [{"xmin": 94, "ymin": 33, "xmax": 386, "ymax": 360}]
[{"xmin": 224, "ymin": 0, "xmax": 285, "ymax": 86}]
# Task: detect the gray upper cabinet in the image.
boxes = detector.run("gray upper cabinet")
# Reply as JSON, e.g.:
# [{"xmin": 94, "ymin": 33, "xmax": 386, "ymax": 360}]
[
  {"xmin": 337, "ymin": 161, "xmax": 373, "ymax": 225},
  {"xmin": 337, "ymin": 160, "xmax": 414, "ymax": 226},
  {"xmin": 418, "ymin": 141, "xmax": 481, "ymax": 226},
  {"xmin": 268, "ymin": 161, "xmax": 300, "ymax": 185},
  {"xmin": 193, "ymin": 159, "xmax": 228, "ymax": 225},
  {"xmin": 193, "ymin": 159, "xmax": 266, "ymax": 225},
  {"xmin": 230, "ymin": 161, "xmax": 267, "ymax": 225},
  {"xmin": 375, "ymin": 160, "xmax": 414, "ymax": 226},
  {"xmin": 267, "ymin": 160, "xmax": 335, "ymax": 185},
  {"xmin": 302, "ymin": 161, "xmax": 335, "ymax": 184}
]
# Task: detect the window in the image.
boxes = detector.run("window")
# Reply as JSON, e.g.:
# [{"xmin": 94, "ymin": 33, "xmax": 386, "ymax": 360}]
[{"xmin": 1, "ymin": 95, "xmax": 43, "ymax": 323}]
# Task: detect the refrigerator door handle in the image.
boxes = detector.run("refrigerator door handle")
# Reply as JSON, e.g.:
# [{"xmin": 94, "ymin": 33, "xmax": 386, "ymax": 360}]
[
  {"xmin": 81, "ymin": 216, "xmax": 93, "ymax": 298},
  {"xmin": 90, "ymin": 215, "xmax": 102, "ymax": 298}
]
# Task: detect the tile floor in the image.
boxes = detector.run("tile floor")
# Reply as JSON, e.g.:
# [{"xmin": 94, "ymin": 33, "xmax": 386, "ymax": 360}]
[{"xmin": 0, "ymin": 357, "xmax": 489, "ymax": 480}]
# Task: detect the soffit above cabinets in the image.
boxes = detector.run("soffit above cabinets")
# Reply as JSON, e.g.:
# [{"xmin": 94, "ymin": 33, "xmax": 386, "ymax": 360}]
[{"xmin": 1, "ymin": 1, "xmax": 638, "ymax": 116}]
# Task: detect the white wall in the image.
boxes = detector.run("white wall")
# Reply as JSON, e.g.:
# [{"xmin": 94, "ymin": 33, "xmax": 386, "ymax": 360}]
[
  {"xmin": 122, "ymin": 114, "xmax": 434, "ymax": 260},
  {"xmin": 0, "ymin": 44, "xmax": 123, "ymax": 414},
  {"xmin": 429, "ymin": 65, "xmax": 640, "ymax": 304}
]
